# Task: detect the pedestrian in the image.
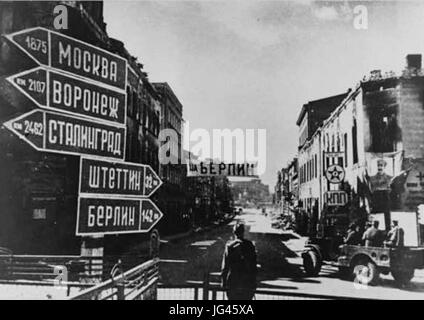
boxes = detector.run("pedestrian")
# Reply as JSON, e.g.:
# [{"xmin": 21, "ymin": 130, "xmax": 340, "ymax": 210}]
[
  {"xmin": 385, "ymin": 220, "xmax": 404, "ymax": 247},
  {"xmin": 221, "ymin": 223, "xmax": 257, "ymax": 300},
  {"xmin": 362, "ymin": 220, "xmax": 383, "ymax": 247},
  {"xmin": 344, "ymin": 223, "xmax": 361, "ymax": 245}
]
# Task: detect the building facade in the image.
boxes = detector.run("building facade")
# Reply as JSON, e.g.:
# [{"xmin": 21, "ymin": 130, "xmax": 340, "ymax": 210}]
[
  {"xmin": 153, "ymin": 82, "xmax": 187, "ymax": 234},
  {"xmin": 287, "ymin": 158, "xmax": 299, "ymax": 203},
  {"xmin": 294, "ymin": 54, "xmax": 424, "ymax": 236}
]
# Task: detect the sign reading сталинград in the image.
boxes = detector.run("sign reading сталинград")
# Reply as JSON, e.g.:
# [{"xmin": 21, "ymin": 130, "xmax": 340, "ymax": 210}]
[
  {"xmin": 7, "ymin": 67, "xmax": 126, "ymax": 125},
  {"xmin": 4, "ymin": 27, "xmax": 127, "ymax": 90},
  {"xmin": 76, "ymin": 196, "xmax": 163, "ymax": 236},
  {"xmin": 3, "ymin": 109, "xmax": 126, "ymax": 160},
  {"xmin": 79, "ymin": 157, "xmax": 162, "ymax": 198}
]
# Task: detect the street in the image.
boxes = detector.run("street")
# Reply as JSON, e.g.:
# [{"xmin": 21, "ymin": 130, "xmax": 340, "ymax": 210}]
[{"xmin": 159, "ymin": 208, "xmax": 424, "ymax": 300}]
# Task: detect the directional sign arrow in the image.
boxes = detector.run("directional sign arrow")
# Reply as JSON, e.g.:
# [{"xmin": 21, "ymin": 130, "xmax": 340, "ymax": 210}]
[
  {"xmin": 76, "ymin": 196, "xmax": 164, "ymax": 236},
  {"xmin": 144, "ymin": 165, "xmax": 163, "ymax": 197},
  {"xmin": 3, "ymin": 109, "xmax": 44, "ymax": 151},
  {"xmin": 7, "ymin": 67, "xmax": 126, "ymax": 125},
  {"xmin": 3, "ymin": 109, "xmax": 126, "ymax": 160},
  {"xmin": 5, "ymin": 28, "xmax": 49, "ymax": 65},
  {"xmin": 4, "ymin": 27, "xmax": 127, "ymax": 90},
  {"xmin": 79, "ymin": 157, "xmax": 163, "ymax": 197}
]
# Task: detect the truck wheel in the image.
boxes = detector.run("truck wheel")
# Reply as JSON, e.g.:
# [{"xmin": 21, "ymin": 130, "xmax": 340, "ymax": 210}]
[
  {"xmin": 352, "ymin": 260, "xmax": 379, "ymax": 286},
  {"xmin": 302, "ymin": 250, "xmax": 321, "ymax": 277},
  {"xmin": 391, "ymin": 268, "xmax": 414, "ymax": 286}
]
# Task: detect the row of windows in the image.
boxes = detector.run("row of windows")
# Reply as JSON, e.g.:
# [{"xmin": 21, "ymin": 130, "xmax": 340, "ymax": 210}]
[
  {"xmin": 299, "ymin": 154, "xmax": 318, "ymax": 184},
  {"xmin": 300, "ymin": 197, "xmax": 318, "ymax": 212},
  {"xmin": 127, "ymin": 86, "xmax": 160, "ymax": 137},
  {"xmin": 299, "ymin": 118, "xmax": 359, "ymax": 185},
  {"xmin": 126, "ymin": 130, "xmax": 159, "ymax": 171},
  {"xmin": 167, "ymin": 108, "xmax": 181, "ymax": 132},
  {"xmin": 163, "ymin": 165, "xmax": 183, "ymax": 185}
]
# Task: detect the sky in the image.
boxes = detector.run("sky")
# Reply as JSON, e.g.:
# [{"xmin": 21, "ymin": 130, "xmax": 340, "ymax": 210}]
[{"xmin": 104, "ymin": 0, "xmax": 424, "ymax": 191}]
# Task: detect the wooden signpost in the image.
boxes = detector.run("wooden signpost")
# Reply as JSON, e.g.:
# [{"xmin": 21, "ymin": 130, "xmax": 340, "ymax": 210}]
[{"xmin": 3, "ymin": 27, "xmax": 164, "ymax": 237}]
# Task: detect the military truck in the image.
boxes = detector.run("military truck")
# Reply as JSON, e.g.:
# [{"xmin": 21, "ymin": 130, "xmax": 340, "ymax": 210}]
[{"xmin": 301, "ymin": 211, "xmax": 424, "ymax": 286}]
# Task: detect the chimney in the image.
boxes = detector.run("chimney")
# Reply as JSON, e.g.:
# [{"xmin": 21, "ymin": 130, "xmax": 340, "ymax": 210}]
[{"xmin": 406, "ymin": 54, "xmax": 422, "ymax": 69}]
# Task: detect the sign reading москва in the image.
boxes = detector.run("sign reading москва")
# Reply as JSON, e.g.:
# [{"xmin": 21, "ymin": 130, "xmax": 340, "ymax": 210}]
[{"xmin": 5, "ymin": 27, "xmax": 127, "ymax": 90}]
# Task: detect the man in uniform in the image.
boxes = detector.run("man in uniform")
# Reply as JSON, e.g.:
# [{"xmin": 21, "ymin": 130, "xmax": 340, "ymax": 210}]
[
  {"xmin": 386, "ymin": 220, "xmax": 405, "ymax": 247},
  {"xmin": 370, "ymin": 159, "xmax": 393, "ymax": 192},
  {"xmin": 344, "ymin": 223, "xmax": 361, "ymax": 245},
  {"xmin": 221, "ymin": 223, "xmax": 257, "ymax": 300},
  {"xmin": 362, "ymin": 220, "xmax": 383, "ymax": 247}
]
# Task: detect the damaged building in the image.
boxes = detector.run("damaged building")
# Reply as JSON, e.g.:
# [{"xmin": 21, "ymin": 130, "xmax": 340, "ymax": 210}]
[{"xmin": 296, "ymin": 54, "xmax": 424, "ymax": 243}]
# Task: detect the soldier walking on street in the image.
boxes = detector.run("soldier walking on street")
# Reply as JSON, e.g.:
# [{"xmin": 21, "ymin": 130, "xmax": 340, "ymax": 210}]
[{"xmin": 221, "ymin": 223, "xmax": 257, "ymax": 300}]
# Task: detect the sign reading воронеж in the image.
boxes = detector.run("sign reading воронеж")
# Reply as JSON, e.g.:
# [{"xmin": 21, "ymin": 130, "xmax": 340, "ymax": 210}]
[
  {"xmin": 76, "ymin": 196, "xmax": 163, "ymax": 236},
  {"xmin": 187, "ymin": 162, "xmax": 258, "ymax": 177},
  {"xmin": 79, "ymin": 157, "xmax": 162, "ymax": 198},
  {"xmin": 3, "ymin": 109, "xmax": 126, "ymax": 160},
  {"xmin": 7, "ymin": 67, "xmax": 126, "ymax": 124},
  {"xmin": 4, "ymin": 27, "xmax": 127, "ymax": 90}
]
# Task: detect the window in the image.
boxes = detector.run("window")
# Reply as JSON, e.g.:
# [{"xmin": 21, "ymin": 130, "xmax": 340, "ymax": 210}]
[
  {"xmin": 352, "ymin": 119, "xmax": 358, "ymax": 164},
  {"xmin": 132, "ymin": 91, "xmax": 138, "ymax": 119},
  {"xmin": 126, "ymin": 86, "xmax": 133, "ymax": 117},
  {"xmin": 314, "ymin": 154, "xmax": 317, "ymax": 178},
  {"xmin": 311, "ymin": 158, "xmax": 314, "ymax": 180},
  {"xmin": 307, "ymin": 161, "xmax": 310, "ymax": 181},
  {"xmin": 311, "ymin": 159, "xmax": 313, "ymax": 180},
  {"xmin": 344, "ymin": 133, "xmax": 348, "ymax": 167},
  {"xmin": 368, "ymin": 105, "xmax": 399, "ymax": 153}
]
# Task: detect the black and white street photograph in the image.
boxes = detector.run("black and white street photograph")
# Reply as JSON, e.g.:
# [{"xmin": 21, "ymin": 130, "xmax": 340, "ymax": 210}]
[{"xmin": 0, "ymin": 0, "xmax": 424, "ymax": 306}]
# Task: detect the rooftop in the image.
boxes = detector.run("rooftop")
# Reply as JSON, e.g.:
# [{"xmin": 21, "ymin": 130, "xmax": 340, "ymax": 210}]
[{"xmin": 295, "ymin": 92, "xmax": 349, "ymax": 126}]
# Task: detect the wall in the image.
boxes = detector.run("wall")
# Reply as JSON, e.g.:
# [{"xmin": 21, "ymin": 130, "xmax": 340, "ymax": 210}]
[{"xmin": 399, "ymin": 77, "xmax": 424, "ymax": 158}]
